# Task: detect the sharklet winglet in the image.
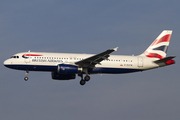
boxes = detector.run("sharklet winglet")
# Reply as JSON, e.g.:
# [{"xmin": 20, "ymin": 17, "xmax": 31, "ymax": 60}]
[{"xmin": 114, "ymin": 47, "xmax": 118, "ymax": 52}]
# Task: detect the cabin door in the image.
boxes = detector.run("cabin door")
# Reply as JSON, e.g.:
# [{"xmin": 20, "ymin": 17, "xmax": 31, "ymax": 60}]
[{"xmin": 138, "ymin": 57, "xmax": 143, "ymax": 67}]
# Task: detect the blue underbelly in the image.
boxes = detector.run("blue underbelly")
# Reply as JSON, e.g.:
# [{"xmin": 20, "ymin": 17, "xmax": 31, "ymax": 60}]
[
  {"xmin": 5, "ymin": 65, "xmax": 142, "ymax": 74},
  {"xmin": 90, "ymin": 67, "xmax": 142, "ymax": 74}
]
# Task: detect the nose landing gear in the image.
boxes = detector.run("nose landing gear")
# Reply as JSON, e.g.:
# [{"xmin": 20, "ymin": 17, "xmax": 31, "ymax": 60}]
[{"xmin": 24, "ymin": 71, "xmax": 29, "ymax": 81}]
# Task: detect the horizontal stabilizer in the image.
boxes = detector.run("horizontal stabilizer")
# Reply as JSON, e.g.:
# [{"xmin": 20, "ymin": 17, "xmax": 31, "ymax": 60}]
[{"xmin": 154, "ymin": 56, "xmax": 176, "ymax": 64}]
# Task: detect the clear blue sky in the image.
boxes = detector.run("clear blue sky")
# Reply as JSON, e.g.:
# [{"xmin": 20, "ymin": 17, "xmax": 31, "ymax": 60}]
[{"xmin": 0, "ymin": 0, "xmax": 180, "ymax": 120}]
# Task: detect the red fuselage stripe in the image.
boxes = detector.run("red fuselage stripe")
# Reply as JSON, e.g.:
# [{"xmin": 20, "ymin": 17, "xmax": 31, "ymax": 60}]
[{"xmin": 22, "ymin": 54, "xmax": 42, "ymax": 56}]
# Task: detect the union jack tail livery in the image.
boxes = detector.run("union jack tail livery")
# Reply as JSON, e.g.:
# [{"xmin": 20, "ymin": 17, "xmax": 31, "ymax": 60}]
[{"xmin": 142, "ymin": 30, "xmax": 172, "ymax": 59}]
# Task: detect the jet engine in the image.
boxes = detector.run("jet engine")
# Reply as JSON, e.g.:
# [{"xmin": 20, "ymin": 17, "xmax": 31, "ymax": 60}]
[
  {"xmin": 51, "ymin": 72, "xmax": 75, "ymax": 80},
  {"xmin": 57, "ymin": 64, "xmax": 82, "ymax": 74}
]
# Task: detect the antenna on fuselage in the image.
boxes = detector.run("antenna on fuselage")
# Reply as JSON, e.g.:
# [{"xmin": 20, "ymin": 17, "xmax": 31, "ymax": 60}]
[{"xmin": 28, "ymin": 50, "xmax": 30, "ymax": 52}]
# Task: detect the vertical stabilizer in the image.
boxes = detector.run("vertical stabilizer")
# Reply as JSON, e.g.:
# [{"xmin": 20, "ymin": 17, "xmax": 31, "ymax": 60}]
[{"xmin": 140, "ymin": 30, "xmax": 172, "ymax": 59}]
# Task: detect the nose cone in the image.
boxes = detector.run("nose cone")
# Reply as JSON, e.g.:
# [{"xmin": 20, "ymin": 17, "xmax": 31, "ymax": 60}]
[
  {"xmin": 4, "ymin": 59, "xmax": 19, "ymax": 70},
  {"xmin": 4, "ymin": 59, "xmax": 11, "ymax": 67}
]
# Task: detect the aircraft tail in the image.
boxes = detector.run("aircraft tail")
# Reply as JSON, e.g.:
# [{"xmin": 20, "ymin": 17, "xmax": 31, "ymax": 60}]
[{"xmin": 140, "ymin": 30, "xmax": 172, "ymax": 59}]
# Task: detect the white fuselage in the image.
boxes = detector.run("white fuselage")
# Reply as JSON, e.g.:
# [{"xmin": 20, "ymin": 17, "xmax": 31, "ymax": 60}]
[
  {"xmin": 3, "ymin": 30, "xmax": 175, "ymax": 85},
  {"xmin": 4, "ymin": 52, "xmax": 159, "ymax": 74}
]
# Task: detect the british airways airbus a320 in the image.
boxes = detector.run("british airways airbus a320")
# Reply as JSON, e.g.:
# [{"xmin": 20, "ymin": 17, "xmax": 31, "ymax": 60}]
[{"xmin": 4, "ymin": 30, "xmax": 175, "ymax": 85}]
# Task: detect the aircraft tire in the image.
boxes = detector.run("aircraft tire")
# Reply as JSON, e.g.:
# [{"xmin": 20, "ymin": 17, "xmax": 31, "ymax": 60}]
[
  {"xmin": 24, "ymin": 77, "xmax": 28, "ymax": 81},
  {"xmin": 80, "ymin": 80, "xmax": 86, "ymax": 85},
  {"xmin": 84, "ymin": 75, "xmax": 90, "ymax": 81}
]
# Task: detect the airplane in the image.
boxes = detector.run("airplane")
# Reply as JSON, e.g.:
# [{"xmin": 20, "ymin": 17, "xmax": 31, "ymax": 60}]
[{"xmin": 4, "ymin": 30, "xmax": 175, "ymax": 85}]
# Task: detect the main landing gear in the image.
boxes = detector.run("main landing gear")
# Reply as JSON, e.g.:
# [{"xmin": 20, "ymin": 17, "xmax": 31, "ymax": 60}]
[
  {"xmin": 79, "ymin": 74, "xmax": 90, "ymax": 86},
  {"xmin": 24, "ymin": 71, "xmax": 29, "ymax": 81}
]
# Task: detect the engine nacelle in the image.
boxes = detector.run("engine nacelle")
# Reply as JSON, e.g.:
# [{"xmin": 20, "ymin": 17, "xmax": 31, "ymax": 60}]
[
  {"xmin": 51, "ymin": 72, "xmax": 75, "ymax": 80},
  {"xmin": 57, "ymin": 64, "xmax": 82, "ymax": 74}
]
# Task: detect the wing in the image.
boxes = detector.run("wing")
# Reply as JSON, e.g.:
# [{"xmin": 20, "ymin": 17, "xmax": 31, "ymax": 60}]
[{"xmin": 75, "ymin": 47, "xmax": 118, "ymax": 68}]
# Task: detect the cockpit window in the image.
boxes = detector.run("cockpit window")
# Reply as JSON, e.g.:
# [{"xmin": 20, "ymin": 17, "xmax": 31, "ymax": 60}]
[{"xmin": 11, "ymin": 56, "xmax": 19, "ymax": 59}]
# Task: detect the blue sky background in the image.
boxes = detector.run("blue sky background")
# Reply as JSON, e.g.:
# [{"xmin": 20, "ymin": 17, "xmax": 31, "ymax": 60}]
[{"xmin": 0, "ymin": 0, "xmax": 180, "ymax": 120}]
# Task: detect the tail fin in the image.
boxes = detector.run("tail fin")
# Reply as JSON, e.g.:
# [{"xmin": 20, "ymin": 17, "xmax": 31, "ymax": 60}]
[{"xmin": 141, "ymin": 30, "xmax": 172, "ymax": 59}]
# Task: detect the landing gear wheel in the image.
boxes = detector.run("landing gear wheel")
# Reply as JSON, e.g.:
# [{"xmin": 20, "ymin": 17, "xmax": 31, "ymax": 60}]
[
  {"xmin": 80, "ymin": 80, "xmax": 86, "ymax": 85},
  {"xmin": 24, "ymin": 77, "xmax": 28, "ymax": 81},
  {"xmin": 24, "ymin": 71, "xmax": 29, "ymax": 81},
  {"xmin": 84, "ymin": 75, "xmax": 90, "ymax": 81}
]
